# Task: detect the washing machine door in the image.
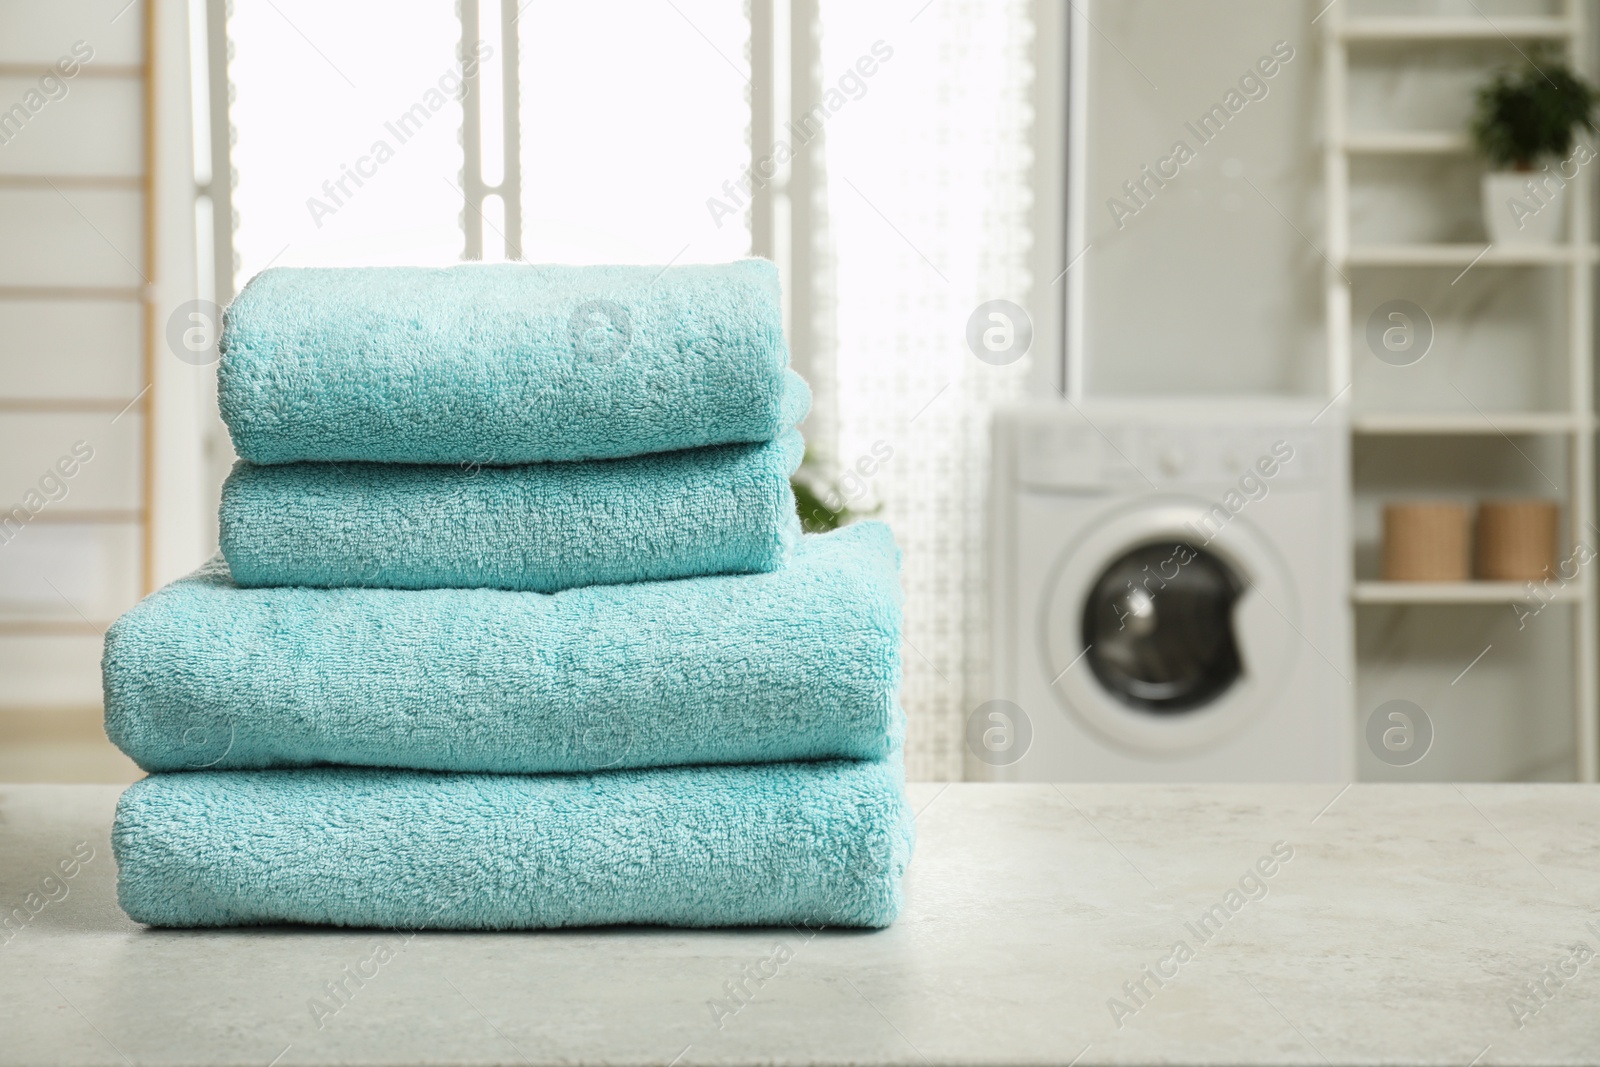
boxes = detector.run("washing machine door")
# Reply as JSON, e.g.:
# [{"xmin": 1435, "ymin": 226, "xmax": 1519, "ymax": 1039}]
[
  {"xmin": 1081, "ymin": 542, "xmax": 1243, "ymax": 712},
  {"xmin": 1042, "ymin": 498, "xmax": 1299, "ymax": 756}
]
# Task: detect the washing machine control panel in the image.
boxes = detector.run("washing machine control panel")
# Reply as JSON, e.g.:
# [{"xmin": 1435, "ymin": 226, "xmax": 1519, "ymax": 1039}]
[
  {"xmin": 1156, "ymin": 445, "xmax": 1188, "ymax": 478},
  {"xmin": 1017, "ymin": 422, "xmax": 1313, "ymax": 491}
]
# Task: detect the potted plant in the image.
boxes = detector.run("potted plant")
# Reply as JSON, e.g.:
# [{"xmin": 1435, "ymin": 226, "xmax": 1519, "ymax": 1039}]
[
  {"xmin": 791, "ymin": 446, "xmax": 881, "ymax": 533},
  {"xmin": 1471, "ymin": 58, "xmax": 1598, "ymax": 245}
]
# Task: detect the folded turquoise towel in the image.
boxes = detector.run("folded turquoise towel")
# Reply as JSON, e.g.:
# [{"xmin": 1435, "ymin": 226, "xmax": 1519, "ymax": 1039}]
[
  {"xmin": 112, "ymin": 758, "xmax": 913, "ymax": 929},
  {"xmin": 219, "ymin": 260, "xmax": 808, "ymax": 464},
  {"xmin": 218, "ymin": 430, "xmax": 803, "ymax": 591},
  {"xmin": 104, "ymin": 523, "xmax": 902, "ymax": 774}
]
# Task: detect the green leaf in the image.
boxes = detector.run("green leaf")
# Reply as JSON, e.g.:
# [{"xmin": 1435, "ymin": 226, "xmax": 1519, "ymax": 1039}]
[
  {"xmin": 1471, "ymin": 55, "xmax": 1598, "ymax": 169},
  {"xmin": 791, "ymin": 478, "xmax": 848, "ymax": 534}
]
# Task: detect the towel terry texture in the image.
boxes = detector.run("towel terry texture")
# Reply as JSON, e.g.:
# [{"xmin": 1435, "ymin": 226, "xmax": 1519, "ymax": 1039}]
[
  {"xmin": 103, "ymin": 523, "xmax": 903, "ymax": 775},
  {"xmin": 111, "ymin": 258, "xmax": 915, "ymax": 932},
  {"xmin": 219, "ymin": 260, "xmax": 809, "ymax": 465},
  {"xmin": 112, "ymin": 757, "xmax": 913, "ymax": 929},
  {"xmin": 218, "ymin": 430, "xmax": 805, "ymax": 591}
]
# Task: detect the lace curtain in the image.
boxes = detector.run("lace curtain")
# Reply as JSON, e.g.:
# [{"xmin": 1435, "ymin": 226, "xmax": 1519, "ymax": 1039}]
[{"xmin": 813, "ymin": 0, "xmax": 1037, "ymax": 780}]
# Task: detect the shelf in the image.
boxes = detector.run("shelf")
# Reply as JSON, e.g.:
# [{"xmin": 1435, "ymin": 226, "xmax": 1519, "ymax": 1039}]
[
  {"xmin": 1339, "ymin": 17, "xmax": 1575, "ymax": 41},
  {"xmin": 0, "ymin": 397, "xmax": 148, "ymax": 414},
  {"xmin": 1352, "ymin": 412, "xmax": 1589, "ymax": 435},
  {"xmin": 0, "ymin": 175, "xmax": 143, "ymax": 190},
  {"xmin": 0, "ymin": 64, "xmax": 146, "ymax": 79},
  {"xmin": 1343, "ymin": 131, "xmax": 1471, "ymax": 155},
  {"xmin": 1345, "ymin": 244, "xmax": 1599, "ymax": 266},
  {"xmin": 27, "ymin": 510, "xmax": 144, "ymax": 525},
  {"xmin": 0, "ymin": 286, "xmax": 145, "ymax": 302},
  {"xmin": 1353, "ymin": 581, "xmax": 1582, "ymax": 605},
  {"xmin": 0, "ymin": 620, "xmax": 112, "ymax": 636}
]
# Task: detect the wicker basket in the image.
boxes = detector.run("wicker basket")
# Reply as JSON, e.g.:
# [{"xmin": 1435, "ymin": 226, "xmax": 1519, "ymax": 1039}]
[
  {"xmin": 1382, "ymin": 502, "xmax": 1471, "ymax": 582},
  {"xmin": 1475, "ymin": 499, "xmax": 1559, "ymax": 581}
]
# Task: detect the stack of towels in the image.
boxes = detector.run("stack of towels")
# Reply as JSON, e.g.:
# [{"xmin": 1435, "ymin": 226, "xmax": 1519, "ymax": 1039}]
[{"xmin": 102, "ymin": 260, "xmax": 913, "ymax": 930}]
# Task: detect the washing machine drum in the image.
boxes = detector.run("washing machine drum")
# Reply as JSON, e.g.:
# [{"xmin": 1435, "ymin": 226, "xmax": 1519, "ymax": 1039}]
[
  {"xmin": 1082, "ymin": 543, "xmax": 1243, "ymax": 713},
  {"xmin": 1042, "ymin": 500, "xmax": 1300, "ymax": 756}
]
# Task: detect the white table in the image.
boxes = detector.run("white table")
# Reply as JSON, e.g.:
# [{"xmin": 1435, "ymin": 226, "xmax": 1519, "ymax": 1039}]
[{"xmin": 2, "ymin": 782, "xmax": 1597, "ymax": 1066}]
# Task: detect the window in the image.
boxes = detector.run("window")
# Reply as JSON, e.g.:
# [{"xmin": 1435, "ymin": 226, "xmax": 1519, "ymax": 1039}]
[
  {"xmin": 229, "ymin": 1, "xmax": 472, "ymax": 281},
  {"xmin": 220, "ymin": 0, "xmax": 1043, "ymax": 780},
  {"xmin": 518, "ymin": 2, "xmax": 752, "ymax": 264}
]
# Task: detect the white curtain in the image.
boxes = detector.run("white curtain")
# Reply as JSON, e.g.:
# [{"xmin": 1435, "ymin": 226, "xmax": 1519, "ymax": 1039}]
[{"xmin": 815, "ymin": 0, "xmax": 1037, "ymax": 780}]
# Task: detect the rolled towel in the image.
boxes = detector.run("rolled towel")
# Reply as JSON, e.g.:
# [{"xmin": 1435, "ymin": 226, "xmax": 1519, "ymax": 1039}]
[
  {"xmin": 219, "ymin": 260, "xmax": 808, "ymax": 465},
  {"xmin": 112, "ymin": 758, "xmax": 914, "ymax": 929},
  {"xmin": 104, "ymin": 523, "xmax": 902, "ymax": 774},
  {"xmin": 219, "ymin": 430, "xmax": 803, "ymax": 591}
]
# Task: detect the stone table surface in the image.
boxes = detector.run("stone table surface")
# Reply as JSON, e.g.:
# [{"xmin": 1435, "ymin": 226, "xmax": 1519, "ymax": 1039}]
[{"xmin": 2, "ymin": 782, "xmax": 1598, "ymax": 1067}]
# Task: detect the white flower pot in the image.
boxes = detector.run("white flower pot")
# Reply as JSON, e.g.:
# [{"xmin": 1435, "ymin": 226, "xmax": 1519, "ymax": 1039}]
[{"xmin": 1482, "ymin": 170, "xmax": 1568, "ymax": 246}]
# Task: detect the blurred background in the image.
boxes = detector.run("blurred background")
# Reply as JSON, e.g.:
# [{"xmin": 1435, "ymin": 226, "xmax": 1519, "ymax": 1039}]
[{"xmin": 2, "ymin": 0, "xmax": 1598, "ymax": 786}]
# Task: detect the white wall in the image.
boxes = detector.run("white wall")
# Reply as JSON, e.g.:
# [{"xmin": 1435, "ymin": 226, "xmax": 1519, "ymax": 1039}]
[{"xmin": 1072, "ymin": 0, "xmax": 1325, "ymax": 399}]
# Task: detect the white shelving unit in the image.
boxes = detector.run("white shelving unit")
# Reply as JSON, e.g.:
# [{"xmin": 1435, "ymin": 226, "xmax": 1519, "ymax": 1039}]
[
  {"xmin": 1350, "ymin": 411, "xmax": 1592, "ymax": 434},
  {"xmin": 1338, "ymin": 16, "xmax": 1576, "ymax": 40},
  {"xmin": 1343, "ymin": 130, "xmax": 1474, "ymax": 154},
  {"xmin": 1322, "ymin": 1, "xmax": 1598, "ymax": 782},
  {"xmin": 1352, "ymin": 580, "xmax": 1584, "ymax": 605},
  {"xmin": 1347, "ymin": 243, "xmax": 1599, "ymax": 266}
]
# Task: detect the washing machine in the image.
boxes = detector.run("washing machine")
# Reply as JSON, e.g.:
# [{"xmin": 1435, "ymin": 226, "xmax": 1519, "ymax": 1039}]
[{"xmin": 979, "ymin": 400, "xmax": 1353, "ymax": 781}]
